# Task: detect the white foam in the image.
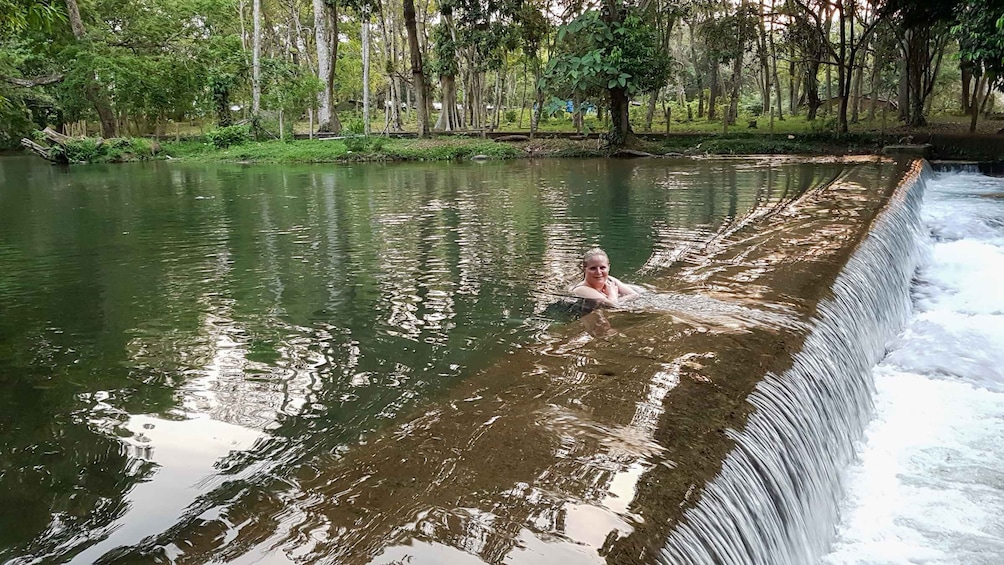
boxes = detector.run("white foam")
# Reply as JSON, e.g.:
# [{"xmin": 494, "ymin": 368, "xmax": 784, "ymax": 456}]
[{"xmin": 822, "ymin": 173, "xmax": 1004, "ymax": 565}]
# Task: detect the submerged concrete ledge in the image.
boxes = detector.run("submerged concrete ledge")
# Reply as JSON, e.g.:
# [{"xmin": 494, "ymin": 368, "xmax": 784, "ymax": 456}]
[{"xmin": 107, "ymin": 157, "xmax": 924, "ymax": 565}]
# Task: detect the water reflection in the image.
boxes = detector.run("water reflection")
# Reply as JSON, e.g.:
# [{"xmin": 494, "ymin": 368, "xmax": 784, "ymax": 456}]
[{"xmin": 0, "ymin": 156, "xmax": 885, "ymax": 564}]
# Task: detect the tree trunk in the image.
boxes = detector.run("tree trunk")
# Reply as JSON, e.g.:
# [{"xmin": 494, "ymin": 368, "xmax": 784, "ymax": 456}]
[
  {"xmin": 868, "ymin": 52, "xmax": 880, "ymax": 121},
  {"xmin": 403, "ymin": 0, "xmax": 428, "ymax": 136},
  {"xmin": 836, "ymin": 0, "xmax": 848, "ymax": 134},
  {"xmin": 806, "ymin": 59, "xmax": 821, "ymax": 120},
  {"xmin": 530, "ymin": 87, "xmax": 544, "ymax": 137},
  {"xmin": 435, "ymin": 75, "xmax": 462, "ymax": 131},
  {"xmin": 64, "ymin": 0, "xmax": 116, "ymax": 138},
  {"xmin": 608, "ymin": 86, "xmax": 634, "ymax": 148},
  {"xmin": 898, "ymin": 46, "xmax": 910, "ymax": 122},
  {"xmin": 252, "ymin": 0, "xmax": 261, "ymax": 120},
  {"xmin": 708, "ymin": 63, "xmax": 719, "ymax": 121},
  {"xmin": 313, "ymin": 0, "xmax": 341, "ymax": 133},
  {"xmin": 789, "ymin": 59, "xmax": 798, "ymax": 114},
  {"xmin": 362, "ymin": 11, "xmax": 370, "ymax": 135},
  {"xmin": 970, "ymin": 74, "xmax": 987, "ymax": 133},
  {"xmin": 757, "ymin": 0, "xmax": 771, "ymax": 117},
  {"xmin": 573, "ymin": 93, "xmax": 583, "ymax": 133},
  {"xmin": 688, "ymin": 22, "xmax": 705, "ymax": 119},
  {"xmin": 64, "ymin": 0, "xmax": 85, "ymax": 38},
  {"xmin": 378, "ymin": 9, "xmax": 402, "ymax": 131},
  {"xmin": 961, "ymin": 64, "xmax": 973, "ymax": 115},
  {"xmin": 644, "ymin": 89, "xmax": 658, "ymax": 131},
  {"xmin": 769, "ymin": 0, "xmax": 784, "ymax": 120},
  {"xmin": 727, "ymin": 49, "xmax": 744, "ymax": 125},
  {"xmin": 851, "ymin": 51, "xmax": 864, "ymax": 123}
]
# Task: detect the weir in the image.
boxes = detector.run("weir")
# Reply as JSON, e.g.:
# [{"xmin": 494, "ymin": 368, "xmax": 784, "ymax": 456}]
[
  {"xmin": 660, "ymin": 161, "xmax": 927, "ymax": 564},
  {"xmin": 92, "ymin": 158, "xmax": 928, "ymax": 565}
]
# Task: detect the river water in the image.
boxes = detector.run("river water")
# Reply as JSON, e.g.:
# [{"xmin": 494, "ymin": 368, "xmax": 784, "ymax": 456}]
[
  {"xmin": 5, "ymin": 156, "xmax": 997, "ymax": 565},
  {"xmin": 822, "ymin": 172, "xmax": 1004, "ymax": 565},
  {"xmin": 0, "ymin": 155, "xmax": 841, "ymax": 564}
]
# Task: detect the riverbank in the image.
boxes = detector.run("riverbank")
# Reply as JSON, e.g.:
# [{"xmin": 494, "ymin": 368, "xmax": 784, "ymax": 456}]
[
  {"xmin": 17, "ymin": 123, "xmax": 1004, "ymax": 165},
  {"xmin": 159, "ymin": 132, "xmax": 888, "ymax": 165}
]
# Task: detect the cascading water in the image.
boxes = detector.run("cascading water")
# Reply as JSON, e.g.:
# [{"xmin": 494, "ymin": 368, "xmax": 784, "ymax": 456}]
[
  {"xmin": 659, "ymin": 164, "xmax": 930, "ymax": 565},
  {"xmin": 822, "ymin": 171, "xmax": 1004, "ymax": 565}
]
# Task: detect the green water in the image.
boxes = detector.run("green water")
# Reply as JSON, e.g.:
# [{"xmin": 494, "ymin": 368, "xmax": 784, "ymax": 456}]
[{"xmin": 0, "ymin": 155, "xmax": 844, "ymax": 563}]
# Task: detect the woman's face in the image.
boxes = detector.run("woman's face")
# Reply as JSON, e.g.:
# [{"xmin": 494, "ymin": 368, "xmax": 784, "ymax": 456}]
[{"xmin": 583, "ymin": 255, "xmax": 610, "ymax": 287}]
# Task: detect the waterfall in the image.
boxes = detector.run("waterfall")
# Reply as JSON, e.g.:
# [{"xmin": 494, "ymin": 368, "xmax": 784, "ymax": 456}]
[{"xmin": 659, "ymin": 165, "xmax": 930, "ymax": 565}]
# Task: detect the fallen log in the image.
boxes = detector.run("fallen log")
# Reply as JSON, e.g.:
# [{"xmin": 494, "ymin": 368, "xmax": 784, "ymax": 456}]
[{"xmin": 20, "ymin": 138, "xmax": 62, "ymax": 163}]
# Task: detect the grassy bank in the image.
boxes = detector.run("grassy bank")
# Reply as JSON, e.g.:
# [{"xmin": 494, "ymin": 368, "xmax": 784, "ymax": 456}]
[
  {"xmin": 157, "ymin": 131, "xmax": 891, "ymax": 165},
  {"xmin": 163, "ymin": 135, "xmax": 527, "ymax": 163}
]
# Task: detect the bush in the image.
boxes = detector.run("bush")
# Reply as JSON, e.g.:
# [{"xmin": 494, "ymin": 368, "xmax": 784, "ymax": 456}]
[
  {"xmin": 504, "ymin": 109, "xmax": 517, "ymax": 123},
  {"xmin": 206, "ymin": 125, "xmax": 251, "ymax": 148},
  {"xmin": 60, "ymin": 137, "xmax": 156, "ymax": 164},
  {"xmin": 343, "ymin": 135, "xmax": 368, "ymax": 152},
  {"xmin": 345, "ymin": 118, "xmax": 366, "ymax": 134}
]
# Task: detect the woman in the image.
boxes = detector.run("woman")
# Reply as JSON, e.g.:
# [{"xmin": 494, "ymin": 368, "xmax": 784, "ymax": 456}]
[{"xmin": 570, "ymin": 247, "xmax": 639, "ymax": 307}]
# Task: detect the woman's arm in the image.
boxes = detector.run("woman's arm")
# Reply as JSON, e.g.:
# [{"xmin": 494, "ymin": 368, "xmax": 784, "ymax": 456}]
[
  {"xmin": 609, "ymin": 276, "xmax": 639, "ymax": 300},
  {"xmin": 572, "ymin": 285, "xmax": 617, "ymax": 307}
]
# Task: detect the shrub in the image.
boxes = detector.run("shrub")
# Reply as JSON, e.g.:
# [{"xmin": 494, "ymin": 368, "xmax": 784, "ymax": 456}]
[
  {"xmin": 504, "ymin": 109, "xmax": 517, "ymax": 123},
  {"xmin": 206, "ymin": 125, "xmax": 251, "ymax": 148},
  {"xmin": 345, "ymin": 118, "xmax": 366, "ymax": 134},
  {"xmin": 60, "ymin": 137, "xmax": 155, "ymax": 163},
  {"xmin": 343, "ymin": 135, "xmax": 369, "ymax": 152},
  {"xmin": 370, "ymin": 136, "xmax": 388, "ymax": 151}
]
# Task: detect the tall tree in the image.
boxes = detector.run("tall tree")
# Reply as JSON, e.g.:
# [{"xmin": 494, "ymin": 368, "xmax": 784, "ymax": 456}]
[
  {"xmin": 403, "ymin": 0, "xmax": 428, "ymax": 136},
  {"xmin": 885, "ymin": 0, "xmax": 958, "ymax": 127},
  {"xmin": 953, "ymin": 0, "xmax": 1004, "ymax": 131},
  {"xmin": 542, "ymin": 0, "xmax": 671, "ymax": 147},
  {"xmin": 62, "ymin": 0, "xmax": 116, "ymax": 137},
  {"xmin": 314, "ymin": 0, "xmax": 342, "ymax": 133}
]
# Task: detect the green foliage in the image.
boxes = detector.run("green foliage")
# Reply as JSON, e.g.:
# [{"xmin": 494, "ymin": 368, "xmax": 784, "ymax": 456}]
[
  {"xmin": 343, "ymin": 135, "xmax": 395, "ymax": 153},
  {"xmin": 810, "ymin": 117, "xmax": 838, "ymax": 134},
  {"xmin": 504, "ymin": 109, "xmax": 517, "ymax": 123},
  {"xmin": 343, "ymin": 135, "xmax": 369, "ymax": 152},
  {"xmin": 542, "ymin": 8, "xmax": 671, "ymax": 100},
  {"xmin": 952, "ymin": 0, "xmax": 1004, "ymax": 77},
  {"xmin": 206, "ymin": 124, "xmax": 251, "ymax": 148},
  {"xmin": 429, "ymin": 21, "xmax": 460, "ymax": 78},
  {"xmin": 59, "ymin": 136, "xmax": 156, "ymax": 163},
  {"xmin": 0, "ymin": 0, "xmax": 63, "ymax": 35},
  {"xmin": 345, "ymin": 118, "xmax": 367, "ymax": 134},
  {"xmin": 163, "ymin": 137, "xmax": 522, "ymax": 164}
]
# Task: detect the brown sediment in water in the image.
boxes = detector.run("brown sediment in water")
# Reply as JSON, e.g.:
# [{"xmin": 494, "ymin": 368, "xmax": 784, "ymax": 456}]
[{"xmin": 125, "ymin": 157, "xmax": 923, "ymax": 565}]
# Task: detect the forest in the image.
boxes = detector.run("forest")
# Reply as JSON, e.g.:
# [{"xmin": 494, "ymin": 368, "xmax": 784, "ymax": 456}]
[{"xmin": 1, "ymin": 0, "xmax": 1003, "ymax": 150}]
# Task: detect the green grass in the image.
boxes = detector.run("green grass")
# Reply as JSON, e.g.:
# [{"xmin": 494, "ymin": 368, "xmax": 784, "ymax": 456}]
[{"xmin": 162, "ymin": 136, "xmax": 522, "ymax": 164}]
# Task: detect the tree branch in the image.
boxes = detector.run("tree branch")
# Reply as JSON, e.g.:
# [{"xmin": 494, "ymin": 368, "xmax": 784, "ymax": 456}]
[{"xmin": 1, "ymin": 73, "xmax": 65, "ymax": 87}]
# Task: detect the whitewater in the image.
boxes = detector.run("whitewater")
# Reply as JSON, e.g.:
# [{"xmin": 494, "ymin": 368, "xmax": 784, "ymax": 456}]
[{"xmin": 823, "ymin": 171, "xmax": 1004, "ymax": 565}]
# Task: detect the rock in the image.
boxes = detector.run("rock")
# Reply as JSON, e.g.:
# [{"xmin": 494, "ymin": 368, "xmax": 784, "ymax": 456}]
[
  {"xmin": 611, "ymin": 148, "xmax": 653, "ymax": 158},
  {"xmin": 470, "ymin": 154, "xmax": 490, "ymax": 161},
  {"xmin": 882, "ymin": 144, "xmax": 933, "ymax": 158}
]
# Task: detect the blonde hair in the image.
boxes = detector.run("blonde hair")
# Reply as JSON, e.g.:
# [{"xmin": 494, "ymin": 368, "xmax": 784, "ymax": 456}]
[
  {"xmin": 580, "ymin": 248, "xmax": 609, "ymax": 279},
  {"xmin": 581, "ymin": 247, "xmax": 609, "ymax": 267}
]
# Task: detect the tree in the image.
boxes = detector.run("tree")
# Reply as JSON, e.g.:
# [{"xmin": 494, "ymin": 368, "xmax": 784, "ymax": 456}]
[
  {"xmin": 884, "ymin": 0, "xmax": 958, "ymax": 127},
  {"xmin": 953, "ymin": 0, "xmax": 1004, "ymax": 131},
  {"xmin": 61, "ymin": 0, "xmax": 117, "ymax": 137},
  {"xmin": 314, "ymin": 0, "xmax": 342, "ymax": 133},
  {"xmin": 542, "ymin": 0, "xmax": 671, "ymax": 148},
  {"xmin": 403, "ymin": 0, "xmax": 428, "ymax": 136}
]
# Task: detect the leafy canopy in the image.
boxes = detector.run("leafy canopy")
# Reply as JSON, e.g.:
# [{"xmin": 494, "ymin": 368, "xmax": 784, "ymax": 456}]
[{"xmin": 541, "ymin": 9, "xmax": 670, "ymax": 98}]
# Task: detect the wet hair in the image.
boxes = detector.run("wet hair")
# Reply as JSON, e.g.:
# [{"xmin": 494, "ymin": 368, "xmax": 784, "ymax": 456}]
[{"xmin": 581, "ymin": 247, "xmax": 609, "ymax": 268}]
